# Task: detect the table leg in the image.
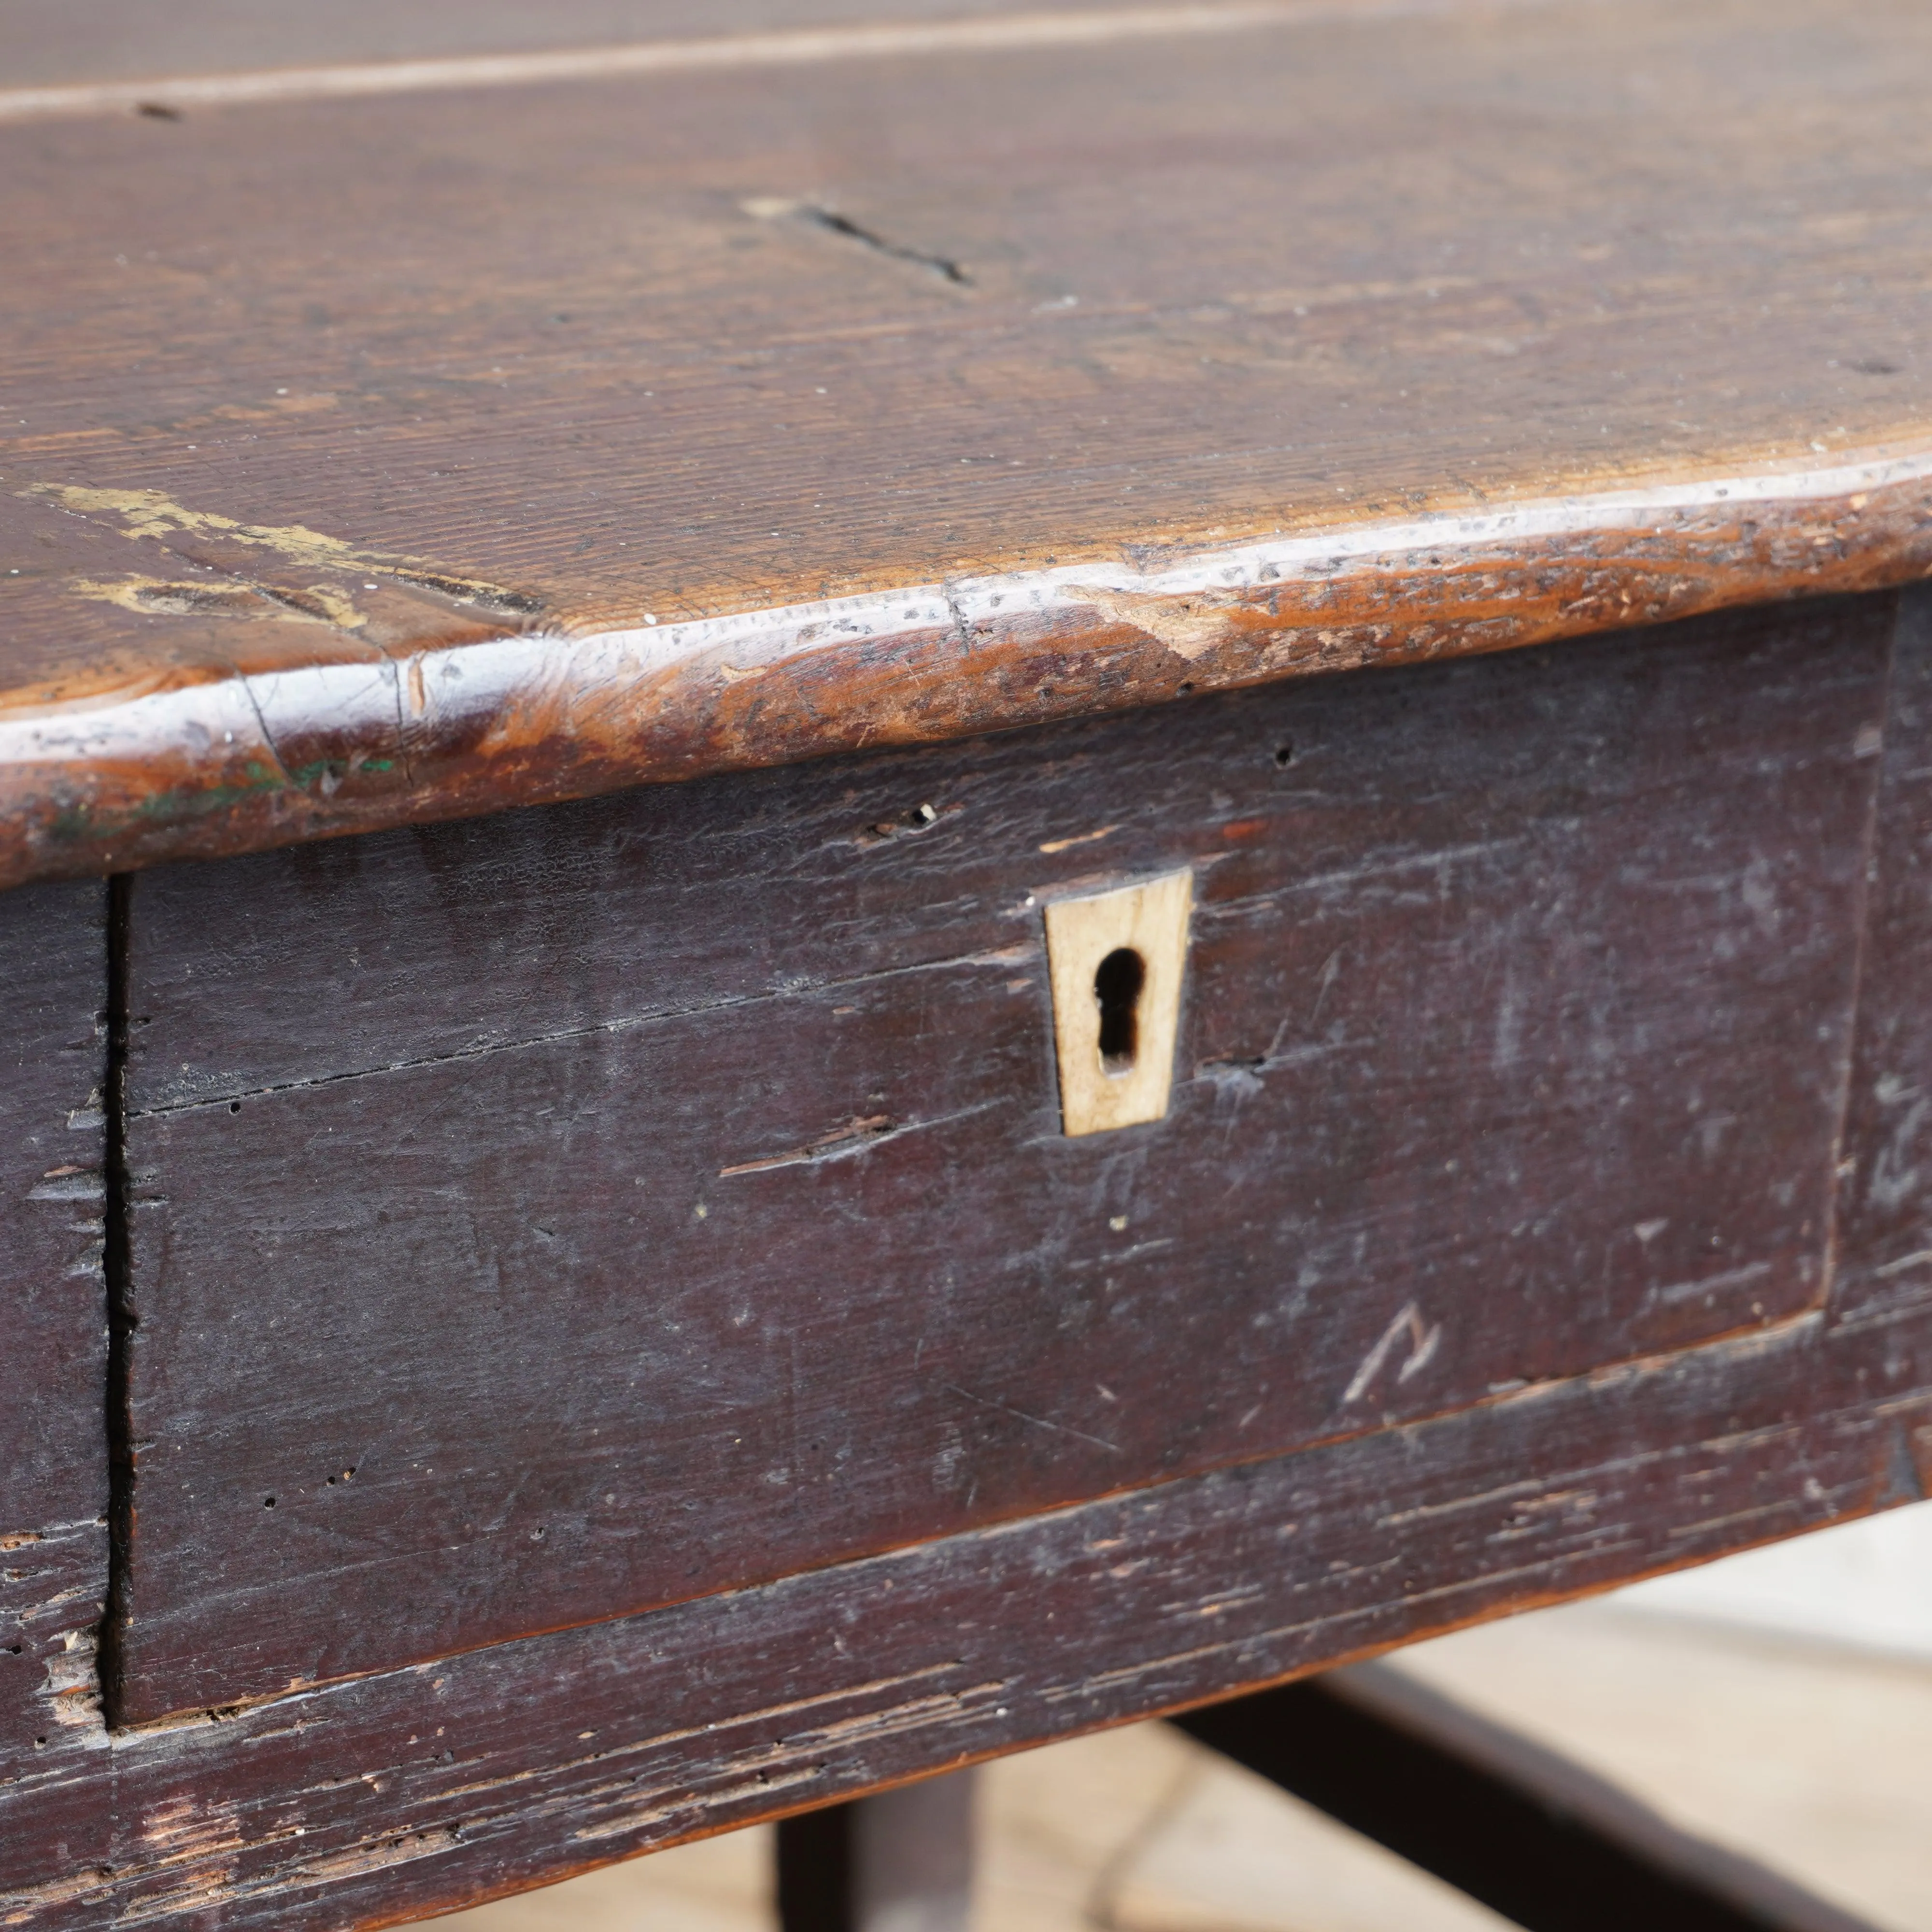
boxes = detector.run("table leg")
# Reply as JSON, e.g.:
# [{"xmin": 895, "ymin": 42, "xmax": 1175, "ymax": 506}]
[
  {"xmin": 776, "ymin": 1767, "xmax": 977, "ymax": 1932},
  {"xmin": 1175, "ymin": 1669, "xmax": 1875, "ymax": 1932}
]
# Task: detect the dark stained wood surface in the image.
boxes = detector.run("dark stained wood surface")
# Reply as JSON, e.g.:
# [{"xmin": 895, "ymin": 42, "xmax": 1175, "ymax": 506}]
[
  {"xmin": 4, "ymin": 0, "xmax": 1932, "ymax": 887},
  {"xmin": 7, "ymin": 1293, "xmax": 1930, "ymax": 1929},
  {"xmin": 1825, "ymin": 586, "xmax": 1932, "ymax": 1330},
  {"xmin": 0, "ymin": 587, "xmax": 1929, "ymax": 1925},
  {"xmin": 113, "ymin": 596, "xmax": 1889, "ymax": 1721},
  {"xmin": 0, "ymin": 880, "xmax": 110, "ymax": 1882},
  {"xmin": 0, "ymin": 881, "xmax": 108, "ymax": 1534},
  {"xmin": 8, "ymin": 8, "xmax": 1932, "ymax": 1916}
]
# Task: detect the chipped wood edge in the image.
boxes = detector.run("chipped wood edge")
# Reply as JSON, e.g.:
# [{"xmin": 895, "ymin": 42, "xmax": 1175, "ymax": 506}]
[{"xmin": 6, "ymin": 444, "xmax": 1932, "ymax": 891}]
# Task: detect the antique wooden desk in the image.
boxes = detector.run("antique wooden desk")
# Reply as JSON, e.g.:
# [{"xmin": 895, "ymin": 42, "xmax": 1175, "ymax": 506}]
[{"xmin": 7, "ymin": 2, "xmax": 1932, "ymax": 1925}]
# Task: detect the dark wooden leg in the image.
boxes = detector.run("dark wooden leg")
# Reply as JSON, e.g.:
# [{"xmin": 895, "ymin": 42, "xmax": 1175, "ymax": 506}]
[
  {"xmin": 1173, "ymin": 1666, "xmax": 1877, "ymax": 1932},
  {"xmin": 776, "ymin": 1768, "xmax": 977, "ymax": 1932}
]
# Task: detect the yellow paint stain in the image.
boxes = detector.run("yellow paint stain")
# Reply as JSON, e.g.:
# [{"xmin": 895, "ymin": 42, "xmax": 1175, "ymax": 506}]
[
  {"xmin": 35, "ymin": 484, "xmax": 376, "ymax": 572},
  {"xmin": 28, "ymin": 483, "xmax": 534, "ymax": 618},
  {"xmin": 298, "ymin": 583, "xmax": 368, "ymax": 630},
  {"xmin": 72, "ymin": 575, "xmax": 268, "ymax": 620},
  {"xmin": 70, "ymin": 574, "xmax": 367, "ymax": 630}
]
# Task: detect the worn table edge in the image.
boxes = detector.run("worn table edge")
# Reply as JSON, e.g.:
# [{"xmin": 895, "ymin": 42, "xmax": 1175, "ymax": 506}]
[{"xmin": 6, "ymin": 443, "xmax": 1932, "ymax": 890}]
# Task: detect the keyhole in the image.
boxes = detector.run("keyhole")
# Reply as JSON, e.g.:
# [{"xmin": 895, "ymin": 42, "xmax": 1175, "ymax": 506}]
[{"xmin": 1094, "ymin": 948, "xmax": 1146, "ymax": 1074}]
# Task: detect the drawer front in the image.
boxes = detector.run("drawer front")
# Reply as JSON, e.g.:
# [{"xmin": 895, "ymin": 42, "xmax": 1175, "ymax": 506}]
[{"xmin": 116, "ymin": 598, "xmax": 1887, "ymax": 1722}]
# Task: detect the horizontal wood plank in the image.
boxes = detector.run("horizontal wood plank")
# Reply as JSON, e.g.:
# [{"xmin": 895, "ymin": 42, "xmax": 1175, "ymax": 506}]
[
  {"xmin": 114, "ymin": 597, "xmax": 1889, "ymax": 1721},
  {"xmin": 3, "ymin": 0, "xmax": 1932, "ymax": 883},
  {"xmin": 7, "ymin": 1296, "xmax": 1930, "ymax": 1929},
  {"xmin": 7, "ymin": 592, "xmax": 1932, "ymax": 1915}
]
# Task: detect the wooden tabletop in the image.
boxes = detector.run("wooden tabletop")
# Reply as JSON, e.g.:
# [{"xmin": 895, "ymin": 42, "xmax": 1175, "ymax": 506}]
[{"xmin": 4, "ymin": 0, "xmax": 1932, "ymax": 888}]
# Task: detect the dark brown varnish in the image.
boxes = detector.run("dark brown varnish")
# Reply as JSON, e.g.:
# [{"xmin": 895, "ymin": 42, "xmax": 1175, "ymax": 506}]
[
  {"xmin": 10, "ymin": 4, "xmax": 1932, "ymax": 1919},
  {"xmin": 8, "ymin": 1293, "xmax": 1931, "ymax": 1929},
  {"xmin": 1827, "ymin": 589, "xmax": 1932, "ymax": 1330},
  {"xmin": 114, "ymin": 598, "xmax": 1890, "ymax": 1721},
  {"xmin": 6, "ymin": 0, "xmax": 1932, "ymax": 886},
  {"xmin": 1, "ymin": 592, "xmax": 1932, "ymax": 1924},
  {"xmin": 0, "ymin": 882, "xmax": 107, "ymax": 1536},
  {"xmin": 0, "ymin": 881, "xmax": 109, "ymax": 1876}
]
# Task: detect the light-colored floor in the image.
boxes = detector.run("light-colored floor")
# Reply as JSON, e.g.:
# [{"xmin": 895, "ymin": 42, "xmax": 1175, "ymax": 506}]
[{"xmin": 435, "ymin": 1504, "xmax": 1932, "ymax": 1932}]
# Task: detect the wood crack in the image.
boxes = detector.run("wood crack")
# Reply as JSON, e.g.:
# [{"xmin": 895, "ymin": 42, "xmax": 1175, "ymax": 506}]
[{"xmin": 127, "ymin": 946, "xmax": 1040, "ymax": 1121}]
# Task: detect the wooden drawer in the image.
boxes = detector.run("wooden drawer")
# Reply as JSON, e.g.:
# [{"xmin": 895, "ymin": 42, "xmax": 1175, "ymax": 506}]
[{"xmin": 114, "ymin": 597, "xmax": 1888, "ymax": 1724}]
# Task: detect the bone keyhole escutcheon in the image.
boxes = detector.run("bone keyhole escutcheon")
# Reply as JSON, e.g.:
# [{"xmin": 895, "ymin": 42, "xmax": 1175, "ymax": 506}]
[{"xmin": 1043, "ymin": 870, "xmax": 1192, "ymax": 1136}]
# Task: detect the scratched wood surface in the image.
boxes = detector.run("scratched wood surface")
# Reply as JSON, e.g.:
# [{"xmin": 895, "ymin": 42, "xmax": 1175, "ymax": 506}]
[
  {"xmin": 0, "ymin": 589, "xmax": 1926, "ymax": 1925},
  {"xmin": 109, "ymin": 596, "xmax": 1889, "ymax": 1722},
  {"xmin": 0, "ymin": 881, "xmax": 109, "ymax": 1852},
  {"xmin": 4, "ymin": 0, "xmax": 1932, "ymax": 885},
  {"xmin": 6, "ymin": 1285, "xmax": 1930, "ymax": 1927},
  {"xmin": 1823, "ymin": 587, "xmax": 1932, "ymax": 1332}
]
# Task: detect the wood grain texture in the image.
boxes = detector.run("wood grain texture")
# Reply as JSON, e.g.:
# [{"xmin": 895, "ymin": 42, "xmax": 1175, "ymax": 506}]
[
  {"xmin": 0, "ymin": 881, "xmax": 108, "ymax": 1532},
  {"xmin": 10, "ymin": 569, "xmax": 1932, "ymax": 1918},
  {"xmin": 112, "ymin": 597, "xmax": 1889, "ymax": 1723},
  {"xmin": 0, "ymin": 881, "xmax": 110, "ymax": 1889},
  {"xmin": 1826, "ymin": 587, "xmax": 1932, "ymax": 1328},
  {"xmin": 5, "ymin": 1299, "xmax": 1930, "ymax": 1931},
  {"xmin": 4, "ymin": 0, "xmax": 1932, "ymax": 886}
]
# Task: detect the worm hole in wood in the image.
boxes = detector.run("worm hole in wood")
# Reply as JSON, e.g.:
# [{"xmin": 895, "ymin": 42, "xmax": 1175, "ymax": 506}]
[{"xmin": 1095, "ymin": 948, "xmax": 1146, "ymax": 1073}]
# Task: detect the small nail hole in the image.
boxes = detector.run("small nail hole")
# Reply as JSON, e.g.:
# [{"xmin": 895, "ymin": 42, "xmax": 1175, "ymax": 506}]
[
  {"xmin": 1274, "ymin": 742, "xmax": 1295, "ymax": 767},
  {"xmin": 228, "ymin": 1100, "xmax": 242, "ymax": 1113},
  {"xmin": 263, "ymin": 1496, "xmax": 276, "ymax": 1508},
  {"xmin": 1094, "ymin": 948, "xmax": 1146, "ymax": 1073}
]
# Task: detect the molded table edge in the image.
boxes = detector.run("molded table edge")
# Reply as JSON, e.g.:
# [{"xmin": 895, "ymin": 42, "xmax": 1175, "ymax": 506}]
[{"xmin": 5, "ymin": 445, "xmax": 1931, "ymax": 889}]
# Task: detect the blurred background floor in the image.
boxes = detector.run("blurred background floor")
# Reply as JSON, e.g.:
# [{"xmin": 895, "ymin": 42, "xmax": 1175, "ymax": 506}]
[{"xmin": 432, "ymin": 1501, "xmax": 1932, "ymax": 1932}]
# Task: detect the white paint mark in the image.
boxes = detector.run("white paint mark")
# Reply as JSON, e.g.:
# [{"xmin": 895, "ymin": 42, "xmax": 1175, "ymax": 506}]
[
  {"xmin": 1343, "ymin": 1300, "xmax": 1443, "ymax": 1404},
  {"xmin": 1649, "ymin": 1259, "xmax": 1772, "ymax": 1307},
  {"xmin": 1873, "ymin": 1247, "xmax": 1932, "ymax": 1279}
]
